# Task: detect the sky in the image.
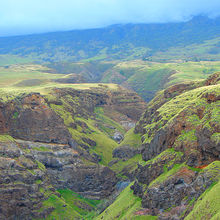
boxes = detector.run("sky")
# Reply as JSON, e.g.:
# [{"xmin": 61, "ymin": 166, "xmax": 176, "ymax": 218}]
[{"xmin": 0, "ymin": 0, "xmax": 220, "ymax": 36}]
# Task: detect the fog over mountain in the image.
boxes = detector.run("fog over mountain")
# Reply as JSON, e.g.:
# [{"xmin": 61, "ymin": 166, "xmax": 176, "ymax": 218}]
[{"xmin": 1, "ymin": 0, "xmax": 220, "ymax": 36}]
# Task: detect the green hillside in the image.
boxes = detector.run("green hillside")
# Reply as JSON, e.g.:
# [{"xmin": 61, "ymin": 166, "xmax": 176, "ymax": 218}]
[{"xmin": 0, "ymin": 16, "xmax": 220, "ymax": 62}]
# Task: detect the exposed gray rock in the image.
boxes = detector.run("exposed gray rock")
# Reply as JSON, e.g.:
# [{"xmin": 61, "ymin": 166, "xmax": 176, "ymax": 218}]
[
  {"xmin": 113, "ymin": 131, "xmax": 124, "ymax": 143},
  {"xmin": 113, "ymin": 145, "xmax": 140, "ymax": 159},
  {"xmin": 17, "ymin": 139, "xmax": 117, "ymax": 199}
]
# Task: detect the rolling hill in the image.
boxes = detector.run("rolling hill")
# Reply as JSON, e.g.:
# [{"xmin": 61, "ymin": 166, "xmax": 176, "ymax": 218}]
[{"xmin": 0, "ymin": 15, "xmax": 220, "ymax": 62}]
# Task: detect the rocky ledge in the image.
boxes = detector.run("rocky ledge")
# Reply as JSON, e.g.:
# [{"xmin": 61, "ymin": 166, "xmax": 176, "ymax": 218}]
[
  {"xmin": 0, "ymin": 84, "xmax": 146, "ymax": 219},
  {"xmin": 131, "ymin": 73, "xmax": 220, "ymax": 219}
]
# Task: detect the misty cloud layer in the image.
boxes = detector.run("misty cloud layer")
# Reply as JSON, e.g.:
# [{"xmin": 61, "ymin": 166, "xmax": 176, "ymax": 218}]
[{"xmin": 1, "ymin": 0, "xmax": 220, "ymax": 36}]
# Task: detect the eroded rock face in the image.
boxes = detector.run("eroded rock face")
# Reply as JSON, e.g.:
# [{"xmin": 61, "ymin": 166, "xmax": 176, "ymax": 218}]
[
  {"xmin": 0, "ymin": 138, "xmax": 118, "ymax": 219},
  {"xmin": 141, "ymin": 165, "xmax": 219, "ymax": 218},
  {"xmin": 48, "ymin": 165, "xmax": 116, "ymax": 199},
  {"xmin": 142, "ymin": 167, "xmax": 196, "ymax": 210},
  {"xmin": 0, "ymin": 93, "xmax": 71, "ymax": 144},
  {"xmin": 132, "ymin": 73, "xmax": 220, "ymax": 219},
  {"xmin": 0, "ymin": 141, "xmax": 54, "ymax": 220},
  {"xmin": 51, "ymin": 86, "xmax": 146, "ymax": 123},
  {"xmin": 0, "ymin": 85, "xmax": 146, "ymax": 218},
  {"xmin": 134, "ymin": 150, "xmax": 184, "ymax": 190},
  {"xmin": 16, "ymin": 139, "xmax": 117, "ymax": 199},
  {"xmin": 113, "ymin": 145, "xmax": 140, "ymax": 159},
  {"xmin": 138, "ymin": 85, "xmax": 220, "ymax": 166},
  {"xmin": 131, "ymin": 162, "xmax": 220, "ymax": 220}
]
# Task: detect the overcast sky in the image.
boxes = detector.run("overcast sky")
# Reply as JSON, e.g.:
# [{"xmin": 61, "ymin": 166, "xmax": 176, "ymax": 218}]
[{"xmin": 1, "ymin": 0, "xmax": 220, "ymax": 36}]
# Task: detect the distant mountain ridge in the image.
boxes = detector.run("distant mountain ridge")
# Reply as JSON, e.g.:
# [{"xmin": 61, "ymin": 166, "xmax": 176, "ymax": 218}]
[{"xmin": 0, "ymin": 15, "xmax": 220, "ymax": 62}]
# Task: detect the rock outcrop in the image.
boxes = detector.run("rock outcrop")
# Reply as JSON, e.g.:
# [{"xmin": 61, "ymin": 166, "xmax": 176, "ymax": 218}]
[
  {"xmin": 0, "ymin": 138, "xmax": 54, "ymax": 220},
  {"xmin": 113, "ymin": 145, "xmax": 140, "ymax": 159},
  {"xmin": 0, "ymin": 93, "xmax": 71, "ymax": 144},
  {"xmin": 131, "ymin": 73, "xmax": 220, "ymax": 219},
  {"xmin": 0, "ymin": 84, "xmax": 146, "ymax": 219}
]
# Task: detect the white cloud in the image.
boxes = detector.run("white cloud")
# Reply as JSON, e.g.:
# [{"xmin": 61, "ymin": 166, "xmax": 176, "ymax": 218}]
[{"xmin": 0, "ymin": 0, "xmax": 220, "ymax": 36}]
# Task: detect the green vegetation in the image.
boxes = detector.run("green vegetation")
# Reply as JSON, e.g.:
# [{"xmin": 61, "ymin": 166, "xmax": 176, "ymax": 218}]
[
  {"xmin": 0, "ymin": 16, "xmax": 220, "ymax": 220},
  {"xmin": 101, "ymin": 60, "xmax": 220, "ymax": 101},
  {"xmin": 144, "ymin": 148, "xmax": 183, "ymax": 167},
  {"xmin": 0, "ymin": 58, "xmax": 220, "ymax": 103},
  {"xmin": 202, "ymin": 161, "xmax": 220, "ymax": 181},
  {"xmin": 39, "ymin": 194, "xmax": 82, "ymax": 220},
  {"xmin": 0, "ymin": 64, "xmax": 59, "ymax": 87},
  {"xmin": 50, "ymin": 95, "xmax": 120, "ymax": 166},
  {"xmin": 38, "ymin": 189, "xmax": 102, "ymax": 220},
  {"xmin": 94, "ymin": 107, "xmax": 125, "ymax": 137},
  {"xmin": 0, "ymin": 135, "xmax": 14, "ymax": 142},
  {"xmin": 174, "ymin": 130, "xmax": 197, "ymax": 147},
  {"xmin": 96, "ymin": 183, "xmax": 157, "ymax": 220},
  {"xmin": 149, "ymin": 163, "xmax": 184, "ymax": 188},
  {"xmin": 107, "ymin": 128, "xmax": 144, "ymax": 176},
  {"xmin": 1, "ymin": 16, "xmax": 220, "ymax": 63},
  {"xmin": 58, "ymin": 189, "xmax": 101, "ymax": 217},
  {"xmin": 143, "ymin": 83, "xmax": 220, "ymax": 144},
  {"xmin": 119, "ymin": 128, "xmax": 142, "ymax": 148},
  {"xmin": 36, "ymin": 160, "xmax": 46, "ymax": 171},
  {"xmin": 111, "ymin": 154, "xmax": 144, "ymax": 179},
  {"xmin": 185, "ymin": 180, "xmax": 220, "ymax": 220}
]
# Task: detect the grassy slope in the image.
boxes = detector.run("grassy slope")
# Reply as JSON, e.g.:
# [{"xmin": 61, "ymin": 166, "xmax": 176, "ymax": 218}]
[
  {"xmin": 119, "ymin": 128, "xmax": 142, "ymax": 148},
  {"xmin": 100, "ymin": 60, "xmax": 220, "ymax": 101},
  {"xmin": 143, "ymin": 83, "xmax": 220, "ymax": 144},
  {"xmin": 151, "ymin": 37, "xmax": 220, "ymax": 62},
  {"xmin": 0, "ymin": 55, "xmax": 33, "ymax": 66},
  {"xmin": 0, "ymin": 64, "xmax": 123, "ymax": 166},
  {"xmin": 0, "ymin": 67, "xmax": 118, "ymax": 103},
  {"xmin": 0, "ymin": 63, "xmax": 142, "ymax": 168},
  {"xmin": 185, "ymin": 182, "xmax": 220, "ymax": 220},
  {"xmin": 106, "ymin": 75, "xmax": 219, "ymax": 219},
  {"xmin": 96, "ymin": 183, "xmax": 157, "ymax": 220},
  {"xmin": 110, "ymin": 128, "xmax": 144, "ymax": 177},
  {"xmin": 1, "ymin": 60, "xmax": 220, "ymax": 102},
  {"xmin": 50, "ymin": 103, "xmax": 120, "ymax": 166},
  {"xmin": 1, "ymin": 63, "xmax": 220, "ymax": 218},
  {"xmin": 37, "ymin": 189, "xmax": 102, "ymax": 220},
  {"xmin": 185, "ymin": 161, "xmax": 220, "ymax": 220}
]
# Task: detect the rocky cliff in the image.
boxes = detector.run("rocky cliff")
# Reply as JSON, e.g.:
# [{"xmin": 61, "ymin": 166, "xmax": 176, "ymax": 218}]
[
  {"xmin": 132, "ymin": 73, "xmax": 220, "ymax": 219},
  {"xmin": 1, "ymin": 72, "xmax": 219, "ymax": 219},
  {"xmin": 97, "ymin": 72, "xmax": 220, "ymax": 220},
  {"xmin": 0, "ymin": 84, "xmax": 146, "ymax": 219}
]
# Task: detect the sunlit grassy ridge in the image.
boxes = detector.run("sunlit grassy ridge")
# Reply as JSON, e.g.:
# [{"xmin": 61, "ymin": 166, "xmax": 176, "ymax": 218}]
[
  {"xmin": 96, "ymin": 183, "xmax": 157, "ymax": 220},
  {"xmin": 142, "ymin": 83, "xmax": 220, "ymax": 144},
  {"xmin": 1, "ymin": 60, "xmax": 220, "ymax": 102},
  {"xmin": 118, "ymin": 128, "xmax": 142, "ymax": 148},
  {"xmin": 36, "ymin": 189, "xmax": 102, "ymax": 220},
  {"xmin": 0, "ymin": 63, "xmax": 118, "ymax": 90},
  {"xmin": 99, "ymin": 60, "xmax": 220, "ymax": 100}
]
